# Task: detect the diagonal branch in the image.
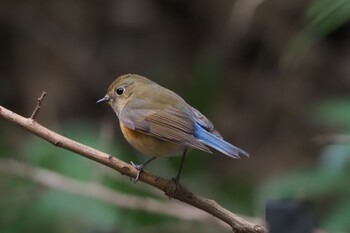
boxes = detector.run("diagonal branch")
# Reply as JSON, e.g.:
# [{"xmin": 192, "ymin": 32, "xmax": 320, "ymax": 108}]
[{"xmin": 0, "ymin": 99, "xmax": 265, "ymax": 233}]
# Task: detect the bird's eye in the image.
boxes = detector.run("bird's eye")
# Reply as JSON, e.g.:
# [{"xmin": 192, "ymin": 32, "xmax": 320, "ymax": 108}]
[{"xmin": 116, "ymin": 87, "xmax": 124, "ymax": 96}]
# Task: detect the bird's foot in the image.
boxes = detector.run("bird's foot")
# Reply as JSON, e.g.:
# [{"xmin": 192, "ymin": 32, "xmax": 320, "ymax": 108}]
[
  {"xmin": 130, "ymin": 161, "xmax": 144, "ymax": 183},
  {"xmin": 166, "ymin": 176, "xmax": 181, "ymax": 199}
]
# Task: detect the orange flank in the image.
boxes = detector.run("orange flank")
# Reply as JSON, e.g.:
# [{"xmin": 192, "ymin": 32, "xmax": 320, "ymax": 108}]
[{"xmin": 120, "ymin": 122, "xmax": 186, "ymax": 157}]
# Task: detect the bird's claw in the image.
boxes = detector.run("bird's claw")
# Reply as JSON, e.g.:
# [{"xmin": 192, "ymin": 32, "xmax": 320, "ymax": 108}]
[
  {"xmin": 166, "ymin": 177, "xmax": 181, "ymax": 199},
  {"xmin": 131, "ymin": 161, "xmax": 143, "ymax": 183}
]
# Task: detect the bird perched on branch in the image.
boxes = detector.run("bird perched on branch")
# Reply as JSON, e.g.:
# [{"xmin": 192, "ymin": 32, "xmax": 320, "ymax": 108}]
[{"xmin": 97, "ymin": 74, "xmax": 249, "ymax": 185}]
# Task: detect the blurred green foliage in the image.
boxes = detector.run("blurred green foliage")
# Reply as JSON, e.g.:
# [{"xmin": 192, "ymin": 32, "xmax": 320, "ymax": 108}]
[
  {"xmin": 313, "ymin": 98, "xmax": 350, "ymax": 132},
  {"xmin": 260, "ymin": 0, "xmax": 350, "ymax": 230},
  {"xmin": 259, "ymin": 98, "xmax": 350, "ymax": 232},
  {"xmin": 282, "ymin": 0, "xmax": 350, "ymax": 67},
  {"xmin": 306, "ymin": 0, "xmax": 350, "ymax": 36}
]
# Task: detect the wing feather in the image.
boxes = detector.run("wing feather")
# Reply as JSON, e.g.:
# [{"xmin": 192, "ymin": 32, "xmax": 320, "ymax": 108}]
[
  {"xmin": 119, "ymin": 107, "xmax": 211, "ymax": 153},
  {"xmin": 190, "ymin": 106, "xmax": 222, "ymax": 138}
]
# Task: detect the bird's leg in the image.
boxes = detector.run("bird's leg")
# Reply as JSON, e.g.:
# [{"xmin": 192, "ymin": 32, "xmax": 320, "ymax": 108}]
[
  {"xmin": 168, "ymin": 149, "xmax": 188, "ymax": 197},
  {"xmin": 131, "ymin": 156, "xmax": 156, "ymax": 183},
  {"xmin": 174, "ymin": 149, "xmax": 187, "ymax": 183}
]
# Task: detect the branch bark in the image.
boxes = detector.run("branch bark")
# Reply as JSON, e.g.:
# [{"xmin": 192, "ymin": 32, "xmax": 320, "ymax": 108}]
[{"xmin": 0, "ymin": 100, "xmax": 266, "ymax": 233}]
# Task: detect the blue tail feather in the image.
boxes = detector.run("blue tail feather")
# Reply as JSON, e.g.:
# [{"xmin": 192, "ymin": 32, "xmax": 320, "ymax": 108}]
[{"xmin": 194, "ymin": 123, "xmax": 249, "ymax": 159}]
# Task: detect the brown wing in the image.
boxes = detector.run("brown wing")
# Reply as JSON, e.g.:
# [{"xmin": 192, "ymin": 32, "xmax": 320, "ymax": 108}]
[{"xmin": 119, "ymin": 106, "xmax": 212, "ymax": 153}]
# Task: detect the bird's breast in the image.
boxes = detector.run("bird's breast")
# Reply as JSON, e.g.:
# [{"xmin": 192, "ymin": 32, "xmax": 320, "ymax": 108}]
[{"xmin": 120, "ymin": 122, "xmax": 186, "ymax": 157}]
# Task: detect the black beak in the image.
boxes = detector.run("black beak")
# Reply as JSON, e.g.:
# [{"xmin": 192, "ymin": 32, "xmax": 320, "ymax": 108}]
[{"xmin": 96, "ymin": 95, "xmax": 109, "ymax": 104}]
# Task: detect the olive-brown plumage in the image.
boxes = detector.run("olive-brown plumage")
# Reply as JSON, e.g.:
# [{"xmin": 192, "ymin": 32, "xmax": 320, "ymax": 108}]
[{"xmin": 97, "ymin": 74, "xmax": 248, "ymax": 182}]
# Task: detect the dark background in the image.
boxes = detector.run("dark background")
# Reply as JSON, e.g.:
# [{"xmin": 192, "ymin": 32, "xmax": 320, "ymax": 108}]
[{"xmin": 1, "ymin": 0, "xmax": 350, "ymax": 232}]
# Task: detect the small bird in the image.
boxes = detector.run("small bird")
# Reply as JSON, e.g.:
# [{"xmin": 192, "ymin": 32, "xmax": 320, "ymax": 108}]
[{"xmin": 97, "ymin": 74, "xmax": 248, "ymax": 184}]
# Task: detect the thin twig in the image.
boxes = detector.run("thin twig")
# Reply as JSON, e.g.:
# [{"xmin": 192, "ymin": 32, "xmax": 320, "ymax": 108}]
[
  {"xmin": 30, "ymin": 91, "xmax": 47, "ymax": 120},
  {"xmin": 0, "ymin": 104, "xmax": 266, "ymax": 233}
]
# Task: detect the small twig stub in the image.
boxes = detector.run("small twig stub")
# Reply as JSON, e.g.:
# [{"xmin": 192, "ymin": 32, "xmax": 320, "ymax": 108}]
[{"xmin": 30, "ymin": 91, "xmax": 47, "ymax": 120}]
